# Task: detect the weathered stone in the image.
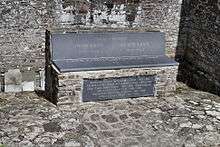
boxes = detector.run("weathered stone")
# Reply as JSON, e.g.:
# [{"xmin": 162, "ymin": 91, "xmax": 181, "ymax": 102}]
[
  {"xmin": 76, "ymin": 124, "xmax": 87, "ymax": 135},
  {"xmin": 99, "ymin": 130, "xmax": 121, "ymax": 138},
  {"xmin": 4, "ymin": 69, "xmax": 22, "ymax": 92},
  {"xmin": 119, "ymin": 114, "xmax": 129, "ymax": 121},
  {"xmin": 90, "ymin": 114, "xmax": 100, "ymax": 121},
  {"xmin": 180, "ymin": 122, "xmax": 192, "ymax": 128},
  {"xmin": 204, "ymin": 104, "xmax": 212, "ymax": 110},
  {"xmin": 121, "ymin": 141, "xmax": 139, "ymax": 147},
  {"xmin": 129, "ymin": 112, "xmax": 142, "ymax": 119},
  {"xmin": 101, "ymin": 114, "xmax": 118, "ymax": 123},
  {"xmin": 151, "ymin": 108, "xmax": 162, "ymax": 114},
  {"xmin": 192, "ymin": 124, "xmax": 203, "ymax": 129},
  {"xmin": 21, "ymin": 70, "xmax": 35, "ymax": 91},
  {"xmin": 111, "ymin": 122, "xmax": 124, "ymax": 129},
  {"xmin": 177, "ymin": 0, "xmax": 220, "ymax": 96},
  {"xmin": 121, "ymin": 128, "xmax": 143, "ymax": 137},
  {"xmin": 206, "ymin": 125, "xmax": 214, "ymax": 131},
  {"xmin": 65, "ymin": 141, "xmax": 81, "ymax": 147},
  {"xmin": 96, "ymin": 122, "xmax": 110, "ymax": 130},
  {"xmin": 60, "ymin": 122, "xmax": 78, "ymax": 131},
  {"xmin": 206, "ymin": 111, "xmax": 220, "ymax": 117},
  {"xmin": 84, "ymin": 122, "xmax": 98, "ymax": 131},
  {"xmin": 177, "ymin": 127, "xmax": 195, "ymax": 137},
  {"xmin": 43, "ymin": 122, "xmax": 61, "ymax": 132},
  {"xmin": 5, "ymin": 69, "xmax": 22, "ymax": 85},
  {"xmin": 189, "ymin": 101, "xmax": 199, "ymax": 106}
]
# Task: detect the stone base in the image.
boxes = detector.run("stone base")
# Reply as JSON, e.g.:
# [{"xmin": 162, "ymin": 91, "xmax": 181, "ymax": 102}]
[{"xmin": 47, "ymin": 66, "xmax": 178, "ymax": 105}]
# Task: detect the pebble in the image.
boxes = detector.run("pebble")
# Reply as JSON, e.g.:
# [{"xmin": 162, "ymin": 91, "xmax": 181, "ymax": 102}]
[
  {"xmin": 151, "ymin": 108, "xmax": 162, "ymax": 113},
  {"xmin": 189, "ymin": 101, "xmax": 199, "ymax": 105},
  {"xmin": 206, "ymin": 125, "xmax": 214, "ymax": 131},
  {"xmin": 192, "ymin": 124, "xmax": 202, "ymax": 129},
  {"xmin": 65, "ymin": 141, "xmax": 81, "ymax": 147},
  {"xmin": 198, "ymin": 115, "xmax": 206, "ymax": 119},
  {"xmin": 206, "ymin": 111, "xmax": 220, "ymax": 117},
  {"xmin": 204, "ymin": 104, "xmax": 212, "ymax": 110},
  {"xmin": 180, "ymin": 122, "xmax": 192, "ymax": 128}
]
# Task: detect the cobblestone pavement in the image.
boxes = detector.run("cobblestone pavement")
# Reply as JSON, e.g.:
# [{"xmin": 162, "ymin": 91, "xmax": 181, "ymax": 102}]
[{"xmin": 0, "ymin": 83, "xmax": 220, "ymax": 147}]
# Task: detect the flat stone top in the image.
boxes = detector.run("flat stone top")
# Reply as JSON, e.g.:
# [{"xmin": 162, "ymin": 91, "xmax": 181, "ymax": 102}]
[
  {"xmin": 53, "ymin": 55, "xmax": 178, "ymax": 72},
  {"xmin": 50, "ymin": 32, "xmax": 178, "ymax": 72}
]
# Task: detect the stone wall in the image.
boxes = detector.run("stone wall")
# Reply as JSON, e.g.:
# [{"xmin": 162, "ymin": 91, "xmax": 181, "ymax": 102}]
[
  {"xmin": 50, "ymin": 66, "xmax": 178, "ymax": 105},
  {"xmin": 0, "ymin": 0, "xmax": 182, "ymax": 92},
  {"xmin": 0, "ymin": 0, "xmax": 182, "ymax": 72},
  {"xmin": 176, "ymin": 0, "xmax": 220, "ymax": 95}
]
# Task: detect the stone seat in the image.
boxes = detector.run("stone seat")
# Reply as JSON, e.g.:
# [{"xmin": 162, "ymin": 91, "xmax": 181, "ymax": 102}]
[
  {"xmin": 45, "ymin": 30, "xmax": 179, "ymax": 104},
  {"xmin": 50, "ymin": 32, "xmax": 178, "ymax": 72}
]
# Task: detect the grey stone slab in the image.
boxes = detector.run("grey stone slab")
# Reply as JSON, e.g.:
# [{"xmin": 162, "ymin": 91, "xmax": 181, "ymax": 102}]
[
  {"xmin": 21, "ymin": 71, "xmax": 36, "ymax": 92},
  {"xmin": 51, "ymin": 32, "xmax": 166, "ymax": 61},
  {"xmin": 5, "ymin": 69, "xmax": 22, "ymax": 85},
  {"xmin": 22, "ymin": 71, "xmax": 35, "ymax": 82},
  {"xmin": 5, "ymin": 85, "xmax": 22, "ymax": 92},
  {"xmin": 53, "ymin": 55, "xmax": 178, "ymax": 72},
  {"xmin": 22, "ymin": 81, "xmax": 34, "ymax": 91},
  {"xmin": 82, "ymin": 75, "xmax": 156, "ymax": 102},
  {"xmin": 50, "ymin": 32, "xmax": 178, "ymax": 72}
]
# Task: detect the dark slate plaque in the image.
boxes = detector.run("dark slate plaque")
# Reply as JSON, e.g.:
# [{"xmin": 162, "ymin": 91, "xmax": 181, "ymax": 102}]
[
  {"xmin": 82, "ymin": 75, "xmax": 156, "ymax": 102},
  {"xmin": 51, "ymin": 32, "xmax": 165, "ymax": 61},
  {"xmin": 50, "ymin": 32, "xmax": 178, "ymax": 72},
  {"xmin": 51, "ymin": 32, "xmax": 177, "ymax": 72}
]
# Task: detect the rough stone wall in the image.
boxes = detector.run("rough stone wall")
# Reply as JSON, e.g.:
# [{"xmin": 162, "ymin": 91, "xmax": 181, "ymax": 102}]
[
  {"xmin": 176, "ymin": 0, "xmax": 220, "ymax": 95},
  {"xmin": 0, "ymin": 0, "xmax": 182, "ymax": 72},
  {"xmin": 0, "ymin": 0, "xmax": 54, "ymax": 71},
  {"xmin": 53, "ymin": 66, "xmax": 178, "ymax": 105}
]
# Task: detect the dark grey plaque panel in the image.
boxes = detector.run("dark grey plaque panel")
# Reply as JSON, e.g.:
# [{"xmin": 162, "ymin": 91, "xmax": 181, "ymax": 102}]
[
  {"xmin": 50, "ymin": 32, "xmax": 178, "ymax": 72},
  {"xmin": 51, "ymin": 32, "xmax": 165, "ymax": 61},
  {"xmin": 82, "ymin": 75, "xmax": 156, "ymax": 102}
]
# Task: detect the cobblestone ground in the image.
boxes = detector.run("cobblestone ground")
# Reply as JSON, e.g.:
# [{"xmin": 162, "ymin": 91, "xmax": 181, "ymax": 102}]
[{"xmin": 0, "ymin": 83, "xmax": 220, "ymax": 147}]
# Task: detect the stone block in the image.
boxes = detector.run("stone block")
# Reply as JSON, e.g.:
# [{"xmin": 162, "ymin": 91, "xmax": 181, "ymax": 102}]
[
  {"xmin": 47, "ymin": 66, "xmax": 178, "ymax": 105},
  {"xmin": 5, "ymin": 69, "xmax": 22, "ymax": 92},
  {"xmin": 5, "ymin": 69, "xmax": 22, "ymax": 85},
  {"xmin": 21, "ymin": 70, "xmax": 35, "ymax": 91},
  {"xmin": 22, "ymin": 81, "xmax": 35, "ymax": 91}
]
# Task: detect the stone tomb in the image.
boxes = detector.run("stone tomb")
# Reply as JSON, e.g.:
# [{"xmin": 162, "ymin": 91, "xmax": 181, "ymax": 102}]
[{"xmin": 45, "ymin": 30, "xmax": 179, "ymax": 105}]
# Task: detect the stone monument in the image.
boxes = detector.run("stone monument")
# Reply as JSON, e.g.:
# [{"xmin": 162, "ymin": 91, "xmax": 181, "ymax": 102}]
[{"xmin": 45, "ymin": 30, "xmax": 179, "ymax": 105}]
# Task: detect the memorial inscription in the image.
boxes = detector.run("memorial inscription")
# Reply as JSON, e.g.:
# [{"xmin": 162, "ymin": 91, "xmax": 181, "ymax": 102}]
[
  {"xmin": 52, "ymin": 32, "xmax": 163, "ymax": 61},
  {"xmin": 82, "ymin": 75, "xmax": 156, "ymax": 102}
]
